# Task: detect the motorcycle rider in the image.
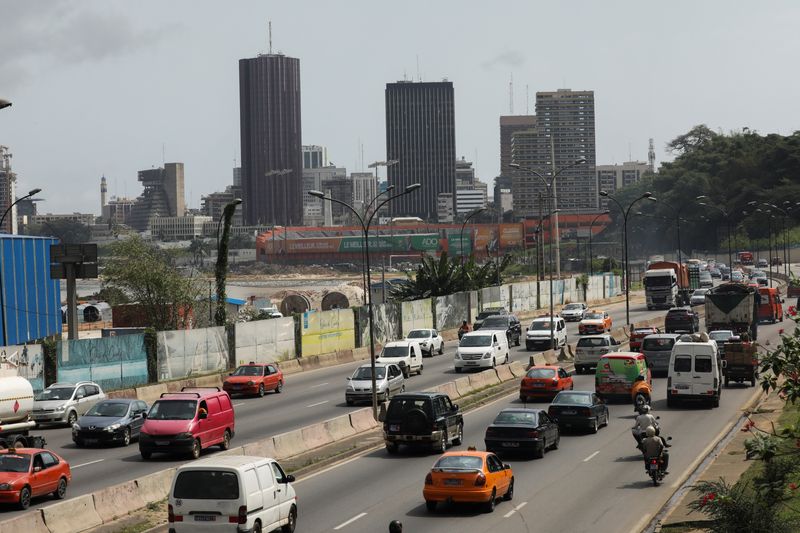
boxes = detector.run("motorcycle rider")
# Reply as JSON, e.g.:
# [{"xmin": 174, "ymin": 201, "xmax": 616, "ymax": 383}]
[
  {"xmin": 458, "ymin": 320, "xmax": 471, "ymax": 340},
  {"xmin": 632, "ymin": 405, "xmax": 658, "ymax": 449},
  {"xmin": 641, "ymin": 425, "xmax": 669, "ymax": 474}
]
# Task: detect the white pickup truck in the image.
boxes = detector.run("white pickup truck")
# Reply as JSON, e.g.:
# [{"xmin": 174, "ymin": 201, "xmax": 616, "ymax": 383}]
[{"xmin": 376, "ymin": 340, "xmax": 424, "ymax": 378}]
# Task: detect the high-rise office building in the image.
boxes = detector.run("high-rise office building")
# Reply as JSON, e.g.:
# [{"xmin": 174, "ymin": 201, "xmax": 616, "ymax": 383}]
[
  {"xmin": 128, "ymin": 163, "xmax": 185, "ymax": 232},
  {"xmin": 302, "ymin": 166, "xmax": 347, "ymax": 225},
  {"xmin": 385, "ymin": 81, "xmax": 456, "ymax": 220},
  {"xmin": 510, "ymin": 89, "xmax": 596, "ymax": 218},
  {"xmin": 500, "ymin": 115, "xmax": 537, "ymax": 176},
  {"xmin": 596, "ymin": 161, "xmax": 650, "ymax": 210},
  {"xmin": 239, "ymin": 53, "xmax": 302, "ymax": 226},
  {"xmin": 302, "ymin": 145, "xmax": 328, "ymax": 170},
  {"xmin": 351, "ymin": 172, "xmax": 377, "ymax": 214}
]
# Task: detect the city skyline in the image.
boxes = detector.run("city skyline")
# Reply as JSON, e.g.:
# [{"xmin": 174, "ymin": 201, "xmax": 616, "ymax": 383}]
[{"xmin": 1, "ymin": 2, "xmax": 799, "ymax": 215}]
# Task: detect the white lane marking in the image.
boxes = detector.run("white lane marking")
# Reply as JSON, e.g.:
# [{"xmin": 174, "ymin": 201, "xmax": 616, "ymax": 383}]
[
  {"xmin": 515, "ymin": 502, "xmax": 527, "ymax": 510},
  {"xmin": 233, "ymin": 402, "xmax": 245, "ymax": 407},
  {"xmin": 310, "ymin": 382, "xmax": 329, "ymax": 389},
  {"xmin": 334, "ymin": 512, "xmax": 367, "ymax": 530},
  {"xmin": 583, "ymin": 451, "xmax": 600, "ymax": 462},
  {"xmin": 504, "ymin": 509, "xmax": 516, "ymax": 518},
  {"xmin": 306, "ymin": 400, "xmax": 329, "ymax": 408},
  {"xmin": 73, "ymin": 459, "xmax": 104, "ymax": 469}
]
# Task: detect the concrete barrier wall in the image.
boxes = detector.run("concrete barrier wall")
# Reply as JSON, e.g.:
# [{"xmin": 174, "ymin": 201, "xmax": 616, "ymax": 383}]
[
  {"xmin": 235, "ymin": 317, "xmax": 296, "ymax": 365},
  {"xmin": 41, "ymin": 494, "xmax": 102, "ymax": 533},
  {"xmin": 92, "ymin": 480, "xmax": 145, "ymax": 523}
]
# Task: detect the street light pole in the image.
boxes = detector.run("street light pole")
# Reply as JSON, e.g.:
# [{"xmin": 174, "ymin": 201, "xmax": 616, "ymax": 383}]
[
  {"xmin": 600, "ymin": 191, "xmax": 655, "ymax": 327},
  {"xmin": 588, "ymin": 210, "xmax": 610, "ymax": 277},
  {"xmin": 309, "ymin": 183, "xmax": 420, "ymax": 420},
  {"xmin": 696, "ymin": 197, "xmax": 733, "ymax": 269},
  {"xmin": 0, "ymin": 99, "xmax": 11, "ymax": 111},
  {"xmin": 460, "ymin": 207, "xmax": 486, "ymax": 264},
  {"xmin": 214, "ymin": 198, "xmax": 243, "ymax": 326},
  {"xmin": 0, "ymin": 188, "xmax": 42, "ymax": 233}
]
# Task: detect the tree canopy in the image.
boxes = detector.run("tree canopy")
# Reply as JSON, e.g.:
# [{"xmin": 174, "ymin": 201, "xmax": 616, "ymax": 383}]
[{"xmin": 390, "ymin": 253, "xmax": 511, "ymax": 301}]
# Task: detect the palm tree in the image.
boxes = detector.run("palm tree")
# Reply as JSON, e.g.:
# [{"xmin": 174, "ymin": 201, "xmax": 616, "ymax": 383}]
[
  {"xmin": 189, "ymin": 238, "xmax": 210, "ymax": 267},
  {"xmin": 390, "ymin": 253, "xmax": 512, "ymax": 301}
]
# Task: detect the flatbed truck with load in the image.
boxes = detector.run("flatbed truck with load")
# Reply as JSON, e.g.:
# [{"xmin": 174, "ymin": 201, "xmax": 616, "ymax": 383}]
[
  {"xmin": 644, "ymin": 261, "xmax": 697, "ymax": 309},
  {"xmin": 0, "ymin": 375, "xmax": 47, "ymax": 448},
  {"xmin": 721, "ymin": 337, "xmax": 758, "ymax": 387},
  {"xmin": 704, "ymin": 283, "xmax": 759, "ymax": 341}
]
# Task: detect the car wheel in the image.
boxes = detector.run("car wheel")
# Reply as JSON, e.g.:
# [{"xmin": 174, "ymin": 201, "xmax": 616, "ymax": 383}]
[
  {"xmin": 602, "ymin": 409, "xmax": 610, "ymax": 427},
  {"xmin": 590, "ymin": 418, "xmax": 599, "ymax": 434},
  {"xmin": 434, "ymin": 434, "xmax": 447, "ymax": 454},
  {"xmin": 503, "ymin": 478, "xmax": 515, "ymax": 501},
  {"xmin": 220, "ymin": 430, "xmax": 231, "ymax": 450},
  {"xmin": 140, "ymin": 450, "xmax": 152, "ymax": 460},
  {"xmin": 275, "ymin": 381, "xmax": 283, "ymax": 393},
  {"xmin": 53, "ymin": 477, "xmax": 67, "ymax": 500},
  {"xmin": 438, "ymin": 343, "xmax": 444, "ymax": 355},
  {"xmin": 484, "ymin": 488, "xmax": 497, "ymax": 513},
  {"xmin": 505, "ymin": 352, "xmax": 509, "ymax": 364},
  {"xmin": 418, "ymin": 365, "xmax": 423, "ymax": 376},
  {"xmin": 258, "ymin": 383, "xmax": 266, "ymax": 397},
  {"xmin": 122, "ymin": 427, "xmax": 131, "ymax": 447},
  {"xmin": 190, "ymin": 438, "xmax": 202, "ymax": 459},
  {"xmin": 533, "ymin": 440, "xmax": 545, "ymax": 459},
  {"xmin": 515, "ymin": 335, "xmax": 520, "ymax": 347},
  {"xmin": 570, "ymin": 383, "xmax": 574, "ymax": 390},
  {"xmin": 74, "ymin": 438, "xmax": 84, "ymax": 448},
  {"xmin": 426, "ymin": 500, "xmax": 437, "ymax": 512},
  {"xmin": 386, "ymin": 442, "xmax": 399, "ymax": 454},
  {"xmin": 492, "ymin": 357, "xmax": 496, "ymax": 369},
  {"xmin": 281, "ymin": 506, "xmax": 297, "ymax": 533},
  {"xmin": 18, "ymin": 486, "xmax": 31, "ymax": 510},
  {"xmin": 519, "ymin": 394, "xmax": 527, "ymax": 402},
  {"xmin": 551, "ymin": 433, "xmax": 560, "ymax": 450},
  {"xmin": 67, "ymin": 411, "xmax": 77, "ymax": 426},
  {"xmin": 252, "ymin": 520, "xmax": 262, "ymax": 533},
  {"xmin": 453, "ymin": 423, "xmax": 463, "ymax": 446},
  {"xmin": 455, "ymin": 367, "xmax": 462, "ymax": 373},
  {"xmin": 346, "ymin": 399, "xmax": 354, "ymax": 406}
]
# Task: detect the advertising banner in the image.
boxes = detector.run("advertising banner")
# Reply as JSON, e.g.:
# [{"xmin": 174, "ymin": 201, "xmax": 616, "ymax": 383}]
[
  {"xmin": 499, "ymin": 224, "xmax": 524, "ymax": 249},
  {"xmin": 446, "ymin": 233, "xmax": 472, "ymax": 255},
  {"xmin": 301, "ymin": 309, "xmax": 355, "ymax": 357},
  {"xmin": 157, "ymin": 327, "xmax": 229, "ymax": 381}
]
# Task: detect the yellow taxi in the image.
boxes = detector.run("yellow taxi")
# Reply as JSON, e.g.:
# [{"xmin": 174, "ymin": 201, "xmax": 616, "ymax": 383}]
[
  {"xmin": 578, "ymin": 309, "xmax": 613, "ymax": 335},
  {"xmin": 423, "ymin": 450, "xmax": 514, "ymax": 513}
]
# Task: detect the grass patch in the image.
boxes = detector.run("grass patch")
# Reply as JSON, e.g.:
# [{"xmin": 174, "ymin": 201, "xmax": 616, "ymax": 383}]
[{"xmin": 115, "ymin": 523, "xmax": 154, "ymax": 533}]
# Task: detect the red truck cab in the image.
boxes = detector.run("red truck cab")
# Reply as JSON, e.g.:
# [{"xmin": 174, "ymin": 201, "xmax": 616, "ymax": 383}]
[{"xmin": 757, "ymin": 287, "xmax": 783, "ymax": 324}]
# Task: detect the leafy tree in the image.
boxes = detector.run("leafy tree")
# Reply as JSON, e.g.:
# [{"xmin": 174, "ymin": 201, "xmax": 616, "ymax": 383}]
[
  {"xmin": 26, "ymin": 219, "xmax": 91, "ymax": 243},
  {"xmin": 102, "ymin": 236, "xmax": 200, "ymax": 330},
  {"xmin": 390, "ymin": 253, "xmax": 511, "ymax": 301},
  {"xmin": 188, "ymin": 238, "xmax": 211, "ymax": 267}
]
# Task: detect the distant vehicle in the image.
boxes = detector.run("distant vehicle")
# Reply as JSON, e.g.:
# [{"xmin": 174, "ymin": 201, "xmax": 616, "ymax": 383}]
[
  {"xmin": 708, "ymin": 329, "xmax": 735, "ymax": 358},
  {"xmin": 705, "ymin": 284, "xmax": 758, "ymax": 339},
  {"xmin": 377, "ymin": 341, "xmax": 424, "ymax": 378},
  {"xmin": 690, "ymin": 288, "xmax": 709, "ymax": 306},
  {"xmin": 223, "ymin": 363, "xmax": 284, "ymax": 397},
  {"xmin": 578, "ymin": 310, "xmax": 612, "ymax": 335},
  {"xmin": 644, "ymin": 261, "xmax": 692, "ymax": 309},
  {"xmin": 480, "ymin": 314, "xmax": 522, "ymax": 347},
  {"xmin": 548, "ymin": 390, "xmax": 609, "ymax": 433},
  {"xmin": 0, "ymin": 447, "xmax": 71, "ymax": 509},
  {"xmin": 731, "ymin": 271, "xmax": 745, "ymax": 283},
  {"xmin": 709, "ymin": 267, "xmax": 721, "ymax": 279},
  {"xmin": 771, "ymin": 256, "xmax": 782, "ymax": 266},
  {"xmin": 574, "ymin": 334, "xmax": 620, "ymax": 374},
  {"xmin": 525, "ymin": 316, "xmax": 568, "ymax": 350},
  {"xmin": 699, "ymin": 270, "xmax": 714, "ymax": 288},
  {"xmin": 423, "ymin": 450, "xmax": 513, "ymax": 513},
  {"xmin": 630, "ymin": 326, "xmax": 661, "ymax": 351},
  {"xmin": 667, "ymin": 334, "xmax": 722, "ymax": 408},
  {"xmin": 484, "ymin": 408, "xmax": 560, "ymax": 458},
  {"xmin": 72, "ymin": 399, "xmax": 148, "ymax": 447},
  {"xmin": 519, "ymin": 366, "xmax": 573, "ymax": 401},
  {"xmin": 455, "ymin": 331, "xmax": 509, "ymax": 372},
  {"xmin": 722, "ymin": 336, "xmax": 759, "ymax": 387},
  {"xmin": 560, "ymin": 302, "xmax": 588, "ymax": 321},
  {"xmin": 757, "ymin": 287, "xmax": 783, "ymax": 324},
  {"xmin": 595, "ymin": 352, "xmax": 651, "ymax": 402},
  {"xmin": 346, "ymin": 363, "xmax": 404, "ymax": 405},
  {"xmin": 473, "ymin": 307, "xmax": 507, "ymax": 330},
  {"xmin": 738, "ymin": 251, "xmax": 754, "ymax": 265},
  {"xmin": 406, "ymin": 328, "xmax": 444, "ymax": 356},
  {"xmin": 33, "ymin": 381, "xmax": 107, "ymax": 427},
  {"xmin": 664, "ymin": 307, "xmax": 700, "ymax": 333},
  {"xmin": 641, "ymin": 334, "xmax": 682, "ymax": 375},
  {"xmin": 756, "ymin": 258, "xmax": 769, "ymax": 268}
]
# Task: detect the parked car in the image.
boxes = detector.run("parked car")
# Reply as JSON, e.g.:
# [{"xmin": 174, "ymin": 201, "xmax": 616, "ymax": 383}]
[
  {"xmin": 169, "ymin": 455, "xmax": 297, "ymax": 533},
  {"xmin": 479, "ymin": 314, "xmax": 522, "ymax": 347},
  {"xmin": 629, "ymin": 326, "xmax": 661, "ymax": 351},
  {"xmin": 72, "ymin": 399, "xmax": 149, "ymax": 447},
  {"xmin": 346, "ymin": 362, "xmax": 404, "ymax": 405},
  {"xmin": 560, "ymin": 302, "xmax": 588, "ymax": 321},
  {"xmin": 578, "ymin": 310, "xmax": 612, "ymax": 335},
  {"xmin": 406, "ymin": 328, "xmax": 444, "ymax": 356},
  {"xmin": 690, "ymin": 288, "xmax": 710, "ymax": 306},
  {"xmin": 519, "ymin": 365, "xmax": 573, "ymax": 401},
  {"xmin": 484, "ymin": 408, "xmax": 560, "ymax": 458},
  {"xmin": 574, "ymin": 334, "xmax": 620, "ymax": 374},
  {"xmin": 525, "ymin": 316, "xmax": 567, "ymax": 350},
  {"xmin": 664, "ymin": 307, "xmax": 700, "ymax": 333},
  {"xmin": 222, "ymin": 362, "xmax": 284, "ymax": 397},
  {"xmin": 455, "ymin": 331, "xmax": 510, "ymax": 372},
  {"xmin": 423, "ymin": 450, "xmax": 513, "ymax": 513},
  {"xmin": 139, "ymin": 388, "xmax": 235, "ymax": 460},
  {"xmin": 0, "ymin": 448, "xmax": 71, "ymax": 509},
  {"xmin": 383, "ymin": 392, "xmax": 463, "ymax": 454},
  {"xmin": 473, "ymin": 307, "xmax": 507, "ymax": 330},
  {"xmin": 376, "ymin": 340, "xmax": 424, "ymax": 377},
  {"xmin": 32, "ymin": 381, "xmax": 107, "ymax": 427},
  {"xmin": 548, "ymin": 390, "xmax": 609, "ymax": 434}
]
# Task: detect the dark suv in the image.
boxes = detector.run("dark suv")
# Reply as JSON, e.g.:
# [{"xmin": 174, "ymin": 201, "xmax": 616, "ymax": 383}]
[
  {"xmin": 664, "ymin": 307, "xmax": 700, "ymax": 333},
  {"xmin": 479, "ymin": 314, "xmax": 522, "ymax": 346},
  {"xmin": 382, "ymin": 392, "xmax": 463, "ymax": 454},
  {"xmin": 473, "ymin": 307, "xmax": 507, "ymax": 330}
]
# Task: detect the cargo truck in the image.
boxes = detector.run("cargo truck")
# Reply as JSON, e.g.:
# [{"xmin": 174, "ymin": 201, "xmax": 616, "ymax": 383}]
[
  {"xmin": 644, "ymin": 261, "xmax": 693, "ymax": 309},
  {"xmin": 704, "ymin": 284, "xmax": 759, "ymax": 340},
  {"xmin": 722, "ymin": 338, "xmax": 758, "ymax": 387},
  {"xmin": 0, "ymin": 374, "xmax": 47, "ymax": 448},
  {"xmin": 737, "ymin": 251, "xmax": 754, "ymax": 265}
]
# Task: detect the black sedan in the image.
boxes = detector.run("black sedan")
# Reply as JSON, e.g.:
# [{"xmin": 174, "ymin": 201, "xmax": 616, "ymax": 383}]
[
  {"xmin": 72, "ymin": 398, "xmax": 148, "ymax": 447},
  {"xmin": 547, "ymin": 391, "xmax": 609, "ymax": 434},
  {"xmin": 484, "ymin": 408, "xmax": 560, "ymax": 459}
]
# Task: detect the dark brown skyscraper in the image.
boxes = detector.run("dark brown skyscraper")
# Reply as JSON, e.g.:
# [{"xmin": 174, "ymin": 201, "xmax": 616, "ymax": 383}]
[
  {"xmin": 239, "ymin": 53, "xmax": 302, "ymax": 226},
  {"xmin": 385, "ymin": 81, "xmax": 456, "ymax": 220}
]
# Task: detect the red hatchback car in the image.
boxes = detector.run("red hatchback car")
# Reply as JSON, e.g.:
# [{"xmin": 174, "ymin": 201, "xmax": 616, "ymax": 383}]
[
  {"xmin": 520, "ymin": 365, "xmax": 574, "ymax": 401},
  {"xmin": 222, "ymin": 362, "xmax": 284, "ymax": 397},
  {"xmin": 0, "ymin": 448, "xmax": 71, "ymax": 509},
  {"xmin": 629, "ymin": 327, "xmax": 661, "ymax": 351}
]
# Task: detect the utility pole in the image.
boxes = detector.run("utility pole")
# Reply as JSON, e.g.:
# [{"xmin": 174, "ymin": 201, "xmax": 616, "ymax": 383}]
[{"xmin": 550, "ymin": 136, "xmax": 561, "ymax": 278}]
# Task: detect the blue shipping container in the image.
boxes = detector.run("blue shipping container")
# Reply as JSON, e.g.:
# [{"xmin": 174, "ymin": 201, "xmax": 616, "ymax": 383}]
[{"xmin": 0, "ymin": 235, "xmax": 62, "ymax": 345}]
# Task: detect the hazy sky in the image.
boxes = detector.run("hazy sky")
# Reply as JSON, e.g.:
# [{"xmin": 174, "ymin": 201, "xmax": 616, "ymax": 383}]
[{"xmin": 1, "ymin": 1, "xmax": 799, "ymax": 215}]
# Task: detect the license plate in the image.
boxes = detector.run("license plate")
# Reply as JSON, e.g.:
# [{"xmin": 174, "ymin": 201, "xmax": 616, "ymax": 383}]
[
  {"xmin": 649, "ymin": 463, "xmax": 658, "ymax": 471},
  {"xmin": 155, "ymin": 441, "xmax": 169, "ymax": 446},
  {"xmin": 195, "ymin": 515, "xmax": 216, "ymax": 522},
  {"xmin": 389, "ymin": 425, "xmax": 399, "ymax": 432},
  {"xmin": 561, "ymin": 410, "xmax": 576, "ymax": 415},
  {"xmin": 444, "ymin": 479, "xmax": 462, "ymax": 486},
  {"xmin": 466, "ymin": 362, "xmax": 478, "ymax": 365},
  {"xmin": 233, "ymin": 385, "xmax": 242, "ymax": 390},
  {"xmin": 675, "ymin": 384, "xmax": 690, "ymax": 390},
  {"xmin": 502, "ymin": 441, "xmax": 520, "ymax": 447},
  {"xmin": 532, "ymin": 383, "xmax": 545, "ymax": 387},
  {"xmin": 83, "ymin": 438, "xmax": 98, "ymax": 445}
]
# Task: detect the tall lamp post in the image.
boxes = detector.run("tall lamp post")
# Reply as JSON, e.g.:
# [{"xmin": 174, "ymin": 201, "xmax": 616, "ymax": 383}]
[
  {"xmin": 600, "ymin": 191, "xmax": 655, "ymax": 327},
  {"xmin": 309, "ymin": 183, "xmax": 421, "ymax": 420},
  {"xmin": 214, "ymin": 198, "xmax": 243, "ymax": 326},
  {"xmin": 696, "ymin": 196, "xmax": 732, "ymax": 269},
  {"xmin": 588, "ymin": 210, "xmax": 610, "ymax": 277},
  {"xmin": 655, "ymin": 199, "xmax": 685, "ymax": 269},
  {"xmin": 764, "ymin": 203, "xmax": 790, "ymax": 277},
  {"xmin": 0, "ymin": 188, "xmax": 42, "ymax": 232},
  {"xmin": 460, "ymin": 207, "xmax": 486, "ymax": 263},
  {"xmin": 755, "ymin": 208, "xmax": 776, "ymax": 287},
  {"xmin": 0, "ymin": 99, "xmax": 11, "ymax": 110},
  {"xmin": 360, "ymin": 186, "xmax": 395, "ymax": 305}
]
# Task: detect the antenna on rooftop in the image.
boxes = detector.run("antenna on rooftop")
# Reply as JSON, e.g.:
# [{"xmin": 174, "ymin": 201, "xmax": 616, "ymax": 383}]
[
  {"xmin": 509, "ymin": 73, "xmax": 514, "ymax": 114},
  {"xmin": 526, "ymin": 84, "xmax": 529, "ymax": 115},
  {"xmin": 416, "ymin": 55, "xmax": 420, "ymax": 81},
  {"xmin": 268, "ymin": 21, "xmax": 272, "ymax": 54}
]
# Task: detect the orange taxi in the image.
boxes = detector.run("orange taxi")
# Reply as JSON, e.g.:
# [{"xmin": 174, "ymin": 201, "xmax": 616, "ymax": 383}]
[
  {"xmin": 578, "ymin": 309, "xmax": 613, "ymax": 335},
  {"xmin": 519, "ymin": 365, "xmax": 574, "ymax": 401},
  {"xmin": 222, "ymin": 362, "xmax": 284, "ymax": 397},
  {"xmin": 423, "ymin": 450, "xmax": 514, "ymax": 513},
  {"xmin": 0, "ymin": 448, "xmax": 71, "ymax": 509}
]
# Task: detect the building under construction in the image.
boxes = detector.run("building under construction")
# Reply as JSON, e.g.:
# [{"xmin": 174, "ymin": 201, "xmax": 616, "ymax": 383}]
[
  {"xmin": 0, "ymin": 146, "xmax": 17, "ymax": 234},
  {"xmin": 127, "ymin": 163, "xmax": 186, "ymax": 231}
]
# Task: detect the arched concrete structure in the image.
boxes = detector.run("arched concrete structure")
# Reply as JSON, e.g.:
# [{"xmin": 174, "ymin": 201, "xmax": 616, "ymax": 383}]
[
  {"xmin": 321, "ymin": 291, "xmax": 350, "ymax": 311},
  {"xmin": 280, "ymin": 293, "xmax": 311, "ymax": 315}
]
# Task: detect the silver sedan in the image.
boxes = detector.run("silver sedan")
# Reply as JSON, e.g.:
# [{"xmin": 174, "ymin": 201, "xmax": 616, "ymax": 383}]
[{"xmin": 345, "ymin": 363, "xmax": 405, "ymax": 405}]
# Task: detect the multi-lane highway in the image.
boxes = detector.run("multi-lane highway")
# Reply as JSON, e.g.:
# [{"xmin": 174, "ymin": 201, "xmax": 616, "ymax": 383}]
[{"xmin": 2, "ymin": 289, "xmax": 787, "ymax": 529}]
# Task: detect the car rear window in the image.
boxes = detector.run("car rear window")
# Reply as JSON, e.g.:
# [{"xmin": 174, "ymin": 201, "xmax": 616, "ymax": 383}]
[
  {"xmin": 387, "ymin": 398, "xmax": 433, "ymax": 418},
  {"xmin": 493, "ymin": 411, "xmax": 537, "ymax": 425},
  {"xmin": 643, "ymin": 338, "xmax": 675, "ymax": 351},
  {"xmin": 577, "ymin": 337, "xmax": 608, "ymax": 348},
  {"xmin": 482, "ymin": 317, "xmax": 509, "ymax": 328},
  {"xmin": 174, "ymin": 471, "xmax": 239, "ymax": 499},
  {"xmin": 674, "ymin": 356, "xmax": 691, "ymax": 372},
  {"xmin": 695, "ymin": 356, "xmax": 712, "ymax": 373},
  {"xmin": 553, "ymin": 392, "xmax": 591, "ymax": 405},
  {"xmin": 434, "ymin": 455, "xmax": 483, "ymax": 471},
  {"xmin": 526, "ymin": 368, "xmax": 556, "ymax": 379}
]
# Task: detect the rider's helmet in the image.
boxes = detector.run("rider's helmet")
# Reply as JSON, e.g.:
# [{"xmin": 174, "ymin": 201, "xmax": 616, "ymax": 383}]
[
  {"xmin": 641, "ymin": 405, "xmax": 651, "ymax": 414},
  {"xmin": 389, "ymin": 520, "xmax": 403, "ymax": 533},
  {"xmin": 645, "ymin": 426, "xmax": 656, "ymax": 438}
]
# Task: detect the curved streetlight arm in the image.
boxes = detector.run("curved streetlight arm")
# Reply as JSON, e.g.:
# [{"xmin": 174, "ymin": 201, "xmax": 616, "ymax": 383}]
[
  {"xmin": 0, "ymin": 188, "xmax": 43, "ymax": 230},
  {"xmin": 366, "ymin": 187, "xmax": 419, "ymax": 231},
  {"xmin": 364, "ymin": 186, "xmax": 395, "ymax": 217},
  {"xmin": 316, "ymin": 194, "xmax": 366, "ymax": 231}
]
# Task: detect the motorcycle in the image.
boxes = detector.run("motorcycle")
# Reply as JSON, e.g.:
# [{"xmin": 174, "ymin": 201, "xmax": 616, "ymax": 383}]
[
  {"xmin": 632, "ymin": 416, "xmax": 660, "ymax": 450},
  {"xmin": 646, "ymin": 456, "xmax": 666, "ymax": 485},
  {"xmin": 632, "ymin": 376, "xmax": 652, "ymax": 412}
]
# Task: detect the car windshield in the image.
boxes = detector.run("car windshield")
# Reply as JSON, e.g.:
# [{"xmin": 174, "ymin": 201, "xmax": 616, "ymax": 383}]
[
  {"xmin": 584, "ymin": 313, "xmax": 603, "ymax": 320},
  {"xmin": 86, "ymin": 402, "xmax": 129, "ymax": 417},
  {"xmin": 434, "ymin": 455, "xmax": 483, "ymax": 471},
  {"xmin": 173, "ymin": 471, "xmax": 240, "ymax": 500},
  {"xmin": 35, "ymin": 387, "xmax": 74, "ymax": 401},
  {"xmin": 232, "ymin": 366, "xmax": 262, "ymax": 376},
  {"xmin": 352, "ymin": 367, "xmax": 386, "ymax": 380},
  {"xmin": 709, "ymin": 331, "xmax": 734, "ymax": 342},
  {"xmin": 643, "ymin": 338, "xmax": 675, "ymax": 351},
  {"xmin": 147, "ymin": 400, "xmax": 197, "ymax": 420},
  {"xmin": 460, "ymin": 335, "xmax": 492, "ymax": 347},
  {"xmin": 563, "ymin": 304, "xmax": 583, "ymax": 310},
  {"xmin": 0, "ymin": 454, "xmax": 30, "ymax": 473},
  {"xmin": 482, "ymin": 317, "xmax": 509, "ymax": 328},
  {"xmin": 476, "ymin": 312, "xmax": 498, "ymax": 320},
  {"xmin": 406, "ymin": 330, "xmax": 430, "ymax": 339},
  {"xmin": 381, "ymin": 346, "xmax": 409, "ymax": 358},
  {"xmin": 529, "ymin": 321, "xmax": 552, "ymax": 331},
  {"xmin": 553, "ymin": 392, "xmax": 592, "ymax": 406},
  {"xmin": 493, "ymin": 411, "xmax": 537, "ymax": 425},
  {"xmin": 633, "ymin": 329, "xmax": 654, "ymax": 335},
  {"xmin": 577, "ymin": 337, "xmax": 608, "ymax": 348},
  {"xmin": 526, "ymin": 368, "xmax": 556, "ymax": 379}
]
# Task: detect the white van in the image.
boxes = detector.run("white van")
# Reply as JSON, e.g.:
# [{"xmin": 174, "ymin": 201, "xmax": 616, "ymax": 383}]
[
  {"xmin": 574, "ymin": 334, "xmax": 620, "ymax": 374},
  {"xmin": 168, "ymin": 455, "xmax": 297, "ymax": 533},
  {"xmin": 454, "ymin": 330, "xmax": 510, "ymax": 373},
  {"xmin": 376, "ymin": 340, "xmax": 424, "ymax": 378},
  {"xmin": 525, "ymin": 316, "xmax": 567, "ymax": 351},
  {"xmin": 666, "ymin": 335, "xmax": 723, "ymax": 408}
]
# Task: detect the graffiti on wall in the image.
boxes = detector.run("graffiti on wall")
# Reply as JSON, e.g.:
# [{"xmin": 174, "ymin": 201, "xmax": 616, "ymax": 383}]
[
  {"xmin": 157, "ymin": 327, "xmax": 228, "ymax": 381},
  {"xmin": 58, "ymin": 335, "xmax": 148, "ymax": 391},
  {"xmin": 358, "ymin": 302, "xmax": 400, "ymax": 347},
  {"xmin": 434, "ymin": 292, "xmax": 469, "ymax": 331},
  {"xmin": 0, "ymin": 344, "xmax": 45, "ymax": 392},
  {"xmin": 301, "ymin": 309, "xmax": 355, "ymax": 357},
  {"xmin": 400, "ymin": 298, "xmax": 433, "ymax": 336}
]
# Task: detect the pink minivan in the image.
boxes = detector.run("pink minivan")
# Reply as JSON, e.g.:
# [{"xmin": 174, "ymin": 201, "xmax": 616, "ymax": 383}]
[{"xmin": 139, "ymin": 387, "xmax": 235, "ymax": 460}]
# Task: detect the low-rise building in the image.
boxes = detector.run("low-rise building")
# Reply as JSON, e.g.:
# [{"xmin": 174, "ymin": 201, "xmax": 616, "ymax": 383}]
[{"xmin": 151, "ymin": 215, "xmax": 212, "ymax": 241}]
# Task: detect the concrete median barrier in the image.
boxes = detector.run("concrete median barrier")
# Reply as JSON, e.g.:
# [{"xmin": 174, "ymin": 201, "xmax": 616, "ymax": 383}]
[
  {"xmin": 92, "ymin": 479, "xmax": 145, "ymax": 523},
  {"xmin": 509, "ymin": 361, "xmax": 527, "ymax": 377},
  {"xmin": 441, "ymin": 330, "xmax": 459, "ymax": 341},
  {"xmin": 243, "ymin": 437, "xmax": 278, "ymax": 458},
  {"xmin": 42, "ymin": 494, "xmax": 102, "ymax": 533},
  {"xmin": 279, "ymin": 359, "xmax": 302, "ymax": 374},
  {"xmin": 272, "ymin": 428, "xmax": 307, "ymax": 460},
  {"xmin": 435, "ymin": 381, "xmax": 460, "ymax": 399},
  {"xmin": 218, "ymin": 445, "xmax": 245, "ymax": 457},
  {"xmin": 496, "ymin": 365, "xmax": 514, "ymax": 382},
  {"xmin": 542, "ymin": 349, "xmax": 558, "ymax": 364},
  {"xmin": 335, "ymin": 350, "xmax": 354, "ymax": 364},
  {"xmin": 349, "ymin": 408, "xmax": 379, "ymax": 433},
  {"xmin": 136, "ymin": 383, "xmax": 168, "ymax": 404},
  {"xmin": 135, "ymin": 467, "xmax": 176, "ymax": 505},
  {"xmin": 483, "ymin": 369, "xmax": 501, "ymax": 387},
  {"xmin": 454, "ymin": 376, "xmax": 473, "ymax": 397},
  {"xmin": 298, "ymin": 355, "xmax": 322, "ymax": 371},
  {"xmin": 0, "ymin": 509, "xmax": 49, "ymax": 533},
  {"xmin": 194, "ymin": 374, "xmax": 223, "ymax": 388},
  {"xmin": 324, "ymin": 414, "xmax": 356, "ymax": 441},
  {"xmin": 468, "ymin": 372, "xmax": 488, "ymax": 390},
  {"xmin": 529, "ymin": 352, "xmax": 548, "ymax": 367},
  {"xmin": 301, "ymin": 422, "xmax": 335, "ymax": 451},
  {"xmin": 352, "ymin": 347, "xmax": 371, "ymax": 361},
  {"xmin": 107, "ymin": 388, "xmax": 137, "ymax": 399}
]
